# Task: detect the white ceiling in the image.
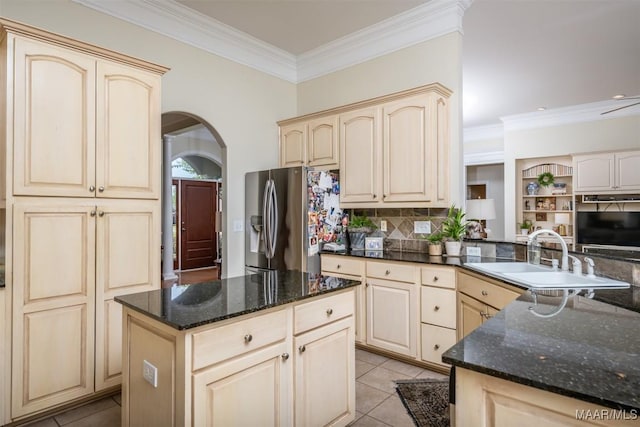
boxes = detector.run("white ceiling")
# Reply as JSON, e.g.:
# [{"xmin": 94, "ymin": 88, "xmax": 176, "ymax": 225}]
[{"xmin": 78, "ymin": 0, "xmax": 640, "ymax": 128}]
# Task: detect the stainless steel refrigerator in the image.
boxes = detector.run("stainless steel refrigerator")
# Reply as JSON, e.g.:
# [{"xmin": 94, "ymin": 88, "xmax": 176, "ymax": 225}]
[{"xmin": 245, "ymin": 166, "xmax": 344, "ymax": 276}]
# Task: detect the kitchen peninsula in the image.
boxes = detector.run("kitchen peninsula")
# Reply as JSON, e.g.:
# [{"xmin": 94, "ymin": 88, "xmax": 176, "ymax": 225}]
[{"xmin": 115, "ymin": 270, "xmax": 359, "ymax": 427}]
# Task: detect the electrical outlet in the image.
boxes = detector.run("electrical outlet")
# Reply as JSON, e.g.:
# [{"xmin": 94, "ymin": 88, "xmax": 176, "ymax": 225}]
[
  {"xmin": 143, "ymin": 360, "xmax": 158, "ymax": 388},
  {"xmin": 413, "ymin": 221, "xmax": 431, "ymax": 234},
  {"xmin": 380, "ymin": 220, "xmax": 387, "ymax": 232}
]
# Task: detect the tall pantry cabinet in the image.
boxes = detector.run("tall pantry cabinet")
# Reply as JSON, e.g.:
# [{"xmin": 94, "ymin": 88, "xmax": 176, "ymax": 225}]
[{"xmin": 0, "ymin": 19, "xmax": 168, "ymax": 422}]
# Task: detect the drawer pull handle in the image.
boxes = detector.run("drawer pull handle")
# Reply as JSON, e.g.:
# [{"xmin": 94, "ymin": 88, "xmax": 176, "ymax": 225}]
[
  {"xmin": 299, "ymin": 345, "xmax": 306, "ymax": 353},
  {"xmin": 385, "ymin": 270, "xmax": 390, "ymax": 275},
  {"xmin": 433, "ymin": 276, "xmax": 439, "ymax": 282},
  {"xmin": 326, "ymin": 308, "xmax": 333, "ymax": 316},
  {"xmin": 481, "ymin": 290, "xmax": 488, "ymax": 296},
  {"xmin": 89, "ymin": 185, "xmax": 96, "ymax": 192},
  {"xmin": 336, "ymin": 264, "xmax": 341, "ymax": 269},
  {"xmin": 244, "ymin": 334, "xmax": 253, "ymax": 343},
  {"xmin": 281, "ymin": 353, "xmax": 289, "ymax": 361},
  {"xmin": 434, "ymin": 305, "xmax": 440, "ymax": 311},
  {"xmin": 434, "ymin": 344, "xmax": 440, "ymax": 350}
]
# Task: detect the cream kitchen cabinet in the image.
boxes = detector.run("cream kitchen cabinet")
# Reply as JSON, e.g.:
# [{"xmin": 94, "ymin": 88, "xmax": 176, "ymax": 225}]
[
  {"xmin": 365, "ymin": 261, "xmax": 419, "ymax": 358},
  {"xmin": 11, "ymin": 198, "xmax": 159, "ymax": 416},
  {"xmin": 12, "ymin": 34, "xmax": 162, "ymax": 199},
  {"xmin": 420, "ymin": 266, "xmax": 457, "ymax": 367},
  {"xmin": 278, "ymin": 115, "xmax": 339, "ymax": 169},
  {"xmin": 573, "ymin": 150, "xmax": 640, "ymax": 193}
]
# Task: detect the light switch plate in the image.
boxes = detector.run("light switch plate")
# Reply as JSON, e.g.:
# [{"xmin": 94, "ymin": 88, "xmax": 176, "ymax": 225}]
[
  {"xmin": 380, "ymin": 220, "xmax": 388, "ymax": 232},
  {"xmin": 414, "ymin": 221, "xmax": 431, "ymax": 234},
  {"xmin": 233, "ymin": 220, "xmax": 244, "ymax": 232},
  {"xmin": 466, "ymin": 247, "xmax": 482, "ymax": 257},
  {"xmin": 143, "ymin": 360, "xmax": 158, "ymax": 388}
]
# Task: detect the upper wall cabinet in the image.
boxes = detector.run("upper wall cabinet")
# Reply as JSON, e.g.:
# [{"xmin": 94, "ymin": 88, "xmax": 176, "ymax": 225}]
[
  {"xmin": 12, "ymin": 37, "xmax": 162, "ymax": 199},
  {"xmin": 279, "ymin": 115, "xmax": 339, "ymax": 169},
  {"xmin": 573, "ymin": 150, "xmax": 640, "ymax": 193}
]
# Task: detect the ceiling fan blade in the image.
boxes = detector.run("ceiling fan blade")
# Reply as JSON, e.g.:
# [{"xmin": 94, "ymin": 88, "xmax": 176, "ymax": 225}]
[{"xmin": 601, "ymin": 101, "xmax": 640, "ymax": 115}]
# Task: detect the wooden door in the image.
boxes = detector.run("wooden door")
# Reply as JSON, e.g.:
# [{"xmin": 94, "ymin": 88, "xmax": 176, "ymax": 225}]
[
  {"xmin": 96, "ymin": 60, "xmax": 161, "ymax": 199},
  {"xmin": 280, "ymin": 122, "xmax": 306, "ymax": 167},
  {"xmin": 574, "ymin": 154, "xmax": 615, "ymax": 192},
  {"xmin": 615, "ymin": 151, "xmax": 640, "ymax": 190},
  {"xmin": 366, "ymin": 278, "xmax": 417, "ymax": 357},
  {"xmin": 294, "ymin": 317, "xmax": 355, "ymax": 427},
  {"xmin": 339, "ymin": 107, "xmax": 381, "ymax": 204},
  {"xmin": 307, "ymin": 115, "xmax": 339, "ymax": 169},
  {"xmin": 12, "ymin": 36, "xmax": 96, "ymax": 197},
  {"xmin": 95, "ymin": 199, "xmax": 160, "ymax": 391},
  {"xmin": 192, "ymin": 342, "xmax": 291, "ymax": 426},
  {"xmin": 180, "ymin": 180, "xmax": 218, "ymax": 270},
  {"xmin": 12, "ymin": 200, "xmax": 96, "ymax": 417}
]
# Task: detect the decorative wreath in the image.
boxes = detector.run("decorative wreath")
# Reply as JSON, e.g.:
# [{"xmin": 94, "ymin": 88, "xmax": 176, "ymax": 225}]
[{"xmin": 537, "ymin": 172, "xmax": 555, "ymax": 187}]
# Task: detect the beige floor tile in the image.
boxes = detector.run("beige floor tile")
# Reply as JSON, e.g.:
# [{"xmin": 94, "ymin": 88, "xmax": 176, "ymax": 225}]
[
  {"xmin": 368, "ymin": 395, "xmax": 415, "ymax": 427},
  {"xmin": 355, "ymin": 349, "xmax": 388, "ymax": 366},
  {"xmin": 22, "ymin": 417, "xmax": 59, "ymax": 427},
  {"xmin": 358, "ymin": 366, "xmax": 411, "ymax": 394},
  {"xmin": 379, "ymin": 358, "xmax": 424, "ymax": 378},
  {"xmin": 415, "ymin": 368, "xmax": 448, "ymax": 380},
  {"xmin": 55, "ymin": 397, "xmax": 117, "ymax": 425},
  {"xmin": 355, "ymin": 382, "xmax": 390, "ymax": 414},
  {"xmin": 63, "ymin": 406, "xmax": 120, "ymax": 427},
  {"xmin": 350, "ymin": 414, "xmax": 392, "ymax": 427},
  {"xmin": 348, "ymin": 411, "xmax": 365, "ymax": 426},
  {"xmin": 356, "ymin": 359, "xmax": 376, "ymax": 378}
]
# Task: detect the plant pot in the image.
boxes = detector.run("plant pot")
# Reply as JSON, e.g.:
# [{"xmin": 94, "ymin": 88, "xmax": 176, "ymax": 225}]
[
  {"xmin": 428, "ymin": 243, "xmax": 443, "ymax": 256},
  {"xmin": 347, "ymin": 230, "xmax": 367, "ymax": 250},
  {"xmin": 521, "ymin": 229, "xmax": 529, "ymax": 236},
  {"xmin": 444, "ymin": 241, "xmax": 462, "ymax": 257}
]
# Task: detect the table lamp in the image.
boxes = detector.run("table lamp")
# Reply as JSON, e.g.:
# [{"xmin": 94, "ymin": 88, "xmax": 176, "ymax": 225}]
[{"xmin": 465, "ymin": 198, "xmax": 496, "ymax": 239}]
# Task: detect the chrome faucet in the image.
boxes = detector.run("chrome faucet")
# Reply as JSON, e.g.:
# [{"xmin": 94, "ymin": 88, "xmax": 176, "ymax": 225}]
[{"xmin": 527, "ymin": 229, "xmax": 570, "ymax": 272}]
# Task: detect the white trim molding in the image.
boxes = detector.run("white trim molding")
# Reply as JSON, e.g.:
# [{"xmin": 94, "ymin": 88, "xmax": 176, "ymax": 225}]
[
  {"xmin": 464, "ymin": 124, "xmax": 504, "ymax": 142},
  {"xmin": 464, "ymin": 151, "xmax": 504, "ymax": 166},
  {"xmin": 501, "ymin": 99, "xmax": 640, "ymax": 132},
  {"xmin": 73, "ymin": 0, "xmax": 472, "ymax": 83}
]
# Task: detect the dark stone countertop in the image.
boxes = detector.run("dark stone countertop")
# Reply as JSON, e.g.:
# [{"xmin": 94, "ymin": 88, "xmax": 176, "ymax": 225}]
[
  {"xmin": 115, "ymin": 270, "xmax": 359, "ymax": 330},
  {"xmin": 442, "ymin": 292, "xmax": 640, "ymax": 411}
]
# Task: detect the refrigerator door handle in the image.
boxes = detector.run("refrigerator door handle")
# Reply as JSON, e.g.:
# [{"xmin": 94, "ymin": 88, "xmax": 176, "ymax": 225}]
[
  {"xmin": 269, "ymin": 179, "xmax": 279, "ymax": 259},
  {"xmin": 262, "ymin": 180, "xmax": 272, "ymax": 258}
]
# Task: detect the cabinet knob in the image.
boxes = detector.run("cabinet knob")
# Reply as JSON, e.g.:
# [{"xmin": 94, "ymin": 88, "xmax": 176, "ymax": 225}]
[
  {"xmin": 98, "ymin": 186, "xmax": 105, "ymax": 192},
  {"xmin": 281, "ymin": 353, "xmax": 289, "ymax": 361},
  {"xmin": 373, "ymin": 194, "xmax": 377, "ymax": 199},
  {"xmin": 244, "ymin": 334, "xmax": 253, "ymax": 343},
  {"xmin": 481, "ymin": 290, "xmax": 488, "ymax": 296},
  {"xmin": 98, "ymin": 211, "xmax": 105, "ymax": 217},
  {"xmin": 434, "ymin": 344, "xmax": 440, "ymax": 350},
  {"xmin": 434, "ymin": 305, "xmax": 440, "ymax": 311},
  {"xmin": 336, "ymin": 264, "xmax": 341, "ymax": 269},
  {"xmin": 326, "ymin": 308, "xmax": 333, "ymax": 316},
  {"xmin": 89, "ymin": 185, "xmax": 96, "ymax": 192},
  {"xmin": 299, "ymin": 345, "xmax": 306, "ymax": 353},
  {"xmin": 90, "ymin": 210, "xmax": 97, "ymax": 217},
  {"xmin": 366, "ymin": 282, "xmax": 369, "ymax": 287},
  {"xmin": 433, "ymin": 276, "xmax": 439, "ymax": 282},
  {"xmin": 385, "ymin": 270, "xmax": 390, "ymax": 275}
]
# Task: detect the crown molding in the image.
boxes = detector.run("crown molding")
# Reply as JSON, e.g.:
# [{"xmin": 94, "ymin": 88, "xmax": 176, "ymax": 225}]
[
  {"xmin": 72, "ymin": 0, "xmax": 297, "ymax": 82},
  {"xmin": 501, "ymin": 99, "xmax": 640, "ymax": 132},
  {"xmin": 464, "ymin": 124, "xmax": 504, "ymax": 142},
  {"xmin": 73, "ymin": 0, "xmax": 471, "ymax": 83},
  {"xmin": 464, "ymin": 150, "xmax": 504, "ymax": 166},
  {"xmin": 296, "ymin": 0, "xmax": 470, "ymax": 82}
]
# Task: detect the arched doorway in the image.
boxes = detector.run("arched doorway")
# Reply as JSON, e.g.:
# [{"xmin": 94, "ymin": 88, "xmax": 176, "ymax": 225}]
[{"xmin": 161, "ymin": 112, "xmax": 226, "ymax": 283}]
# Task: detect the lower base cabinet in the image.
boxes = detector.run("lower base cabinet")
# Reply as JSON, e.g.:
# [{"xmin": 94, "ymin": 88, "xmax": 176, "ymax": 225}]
[{"xmin": 420, "ymin": 324, "xmax": 457, "ymax": 366}]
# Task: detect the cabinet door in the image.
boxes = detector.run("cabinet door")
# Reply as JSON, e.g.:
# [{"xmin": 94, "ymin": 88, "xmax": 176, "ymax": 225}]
[
  {"xmin": 574, "ymin": 154, "xmax": 615, "ymax": 192},
  {"xmin": 13, "ymin": 37, "xmax": 96, "ymax": 197},
  {"xmin": 615, "ymin": 151, "xmax": 640, "ymax": 190},
  {"xmin": 12, "ymin": 201, "xmax": 96, "ymax": 417},
  {"xmin": 457, "ymin": 293, "xmax": 488, "ymax": 340},
  {"xmin": 339, "ymin": 107, "xmax": 381, "ymax": 204},
  {"xmin": 307, "ymin": 115, "xmax": 339, "ymax": 169},
  {"xmin": 95, "ymin": 200, "xmax": 160, "ymax": 391},
  {"xmin": 382, "ymin": 95, "xmax": 434, "ymax": 202},
  {"xmin": 193, "ymin": 342, "xmax": 291, "ymax": 427},
  {"xmin": 96, "ymin": 60, "xmax": 161, "ymax": 199},
  {"xmin": 295, "ymin": 317, "xmax": 355, "ymax": 427},
  {"xmin": 280, "ymin": 122, "xmax": 306, "ymax": 167},
  {"xmin": 366, "ymin": 278, "xmax": 418, "ymax": 357}
]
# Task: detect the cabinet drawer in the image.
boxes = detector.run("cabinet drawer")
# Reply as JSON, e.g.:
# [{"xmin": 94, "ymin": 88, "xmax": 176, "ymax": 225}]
[
  {"xmin": 321, "ymin": 255, "xmax": 362, "ymax": 277},
  {"xmin": 367, "ymin": 261, "xmax": 416, "ymax": 283},
  {"xmin": 295, "ymin": 290, "xmax": 354, "ymax": 335},
  {"xmin": 192, "ymin": 309, "xmax": 289, "ymax": 371},
  {"xmin": 421, "ymin": 266, "xmax": 455, "ymax": 289},
  {"xmin": 421, "ymin": 324, "xmax": 457, "ymax": 366},
  {"xmin": 458, "ymin": 273, "xmax": 521, "ymax": 310},
  {"xmin": 421, "ymin": 287, "xmax": 456, "ymax": 329}
]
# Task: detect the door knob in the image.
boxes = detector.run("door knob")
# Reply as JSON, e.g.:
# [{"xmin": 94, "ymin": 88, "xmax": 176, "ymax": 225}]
[{"xmin": 181, "ymin": 228, "xmax": 186, "ymax": 231}]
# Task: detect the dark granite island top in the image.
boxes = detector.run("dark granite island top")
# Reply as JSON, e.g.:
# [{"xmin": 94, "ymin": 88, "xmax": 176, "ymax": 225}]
[
  {"xmin": 115, "ymin": 270, "xmax": 360, "ymax": 330},
  {"xmin": 442, "ymin": 292, "xmax": 640, "ymax": 412}
]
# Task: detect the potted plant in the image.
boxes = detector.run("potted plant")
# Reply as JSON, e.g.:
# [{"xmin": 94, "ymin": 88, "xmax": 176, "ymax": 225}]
[
  {"xmin": 347, "ymin": 214, "xmax": 377, "ymax": 250},
  {"xmin": 442, "ymin": 205, "xmax": 468, "ymax": 257},
  {"xmin": 518, "ymin": 219, "xmax": 533, "ymax": 235},
  {"xmin": 425, "ymin": 232, "xmax": 444, "ymax": 256}
]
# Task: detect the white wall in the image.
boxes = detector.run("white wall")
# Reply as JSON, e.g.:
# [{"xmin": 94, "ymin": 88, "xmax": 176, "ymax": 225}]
[
  {"xmin": 466, "ymin": 164, "xmax": 505, "ymax": 240},
  {"xmin": 1, "ymin": 0, "xmax": 298, "ymax": 278}
]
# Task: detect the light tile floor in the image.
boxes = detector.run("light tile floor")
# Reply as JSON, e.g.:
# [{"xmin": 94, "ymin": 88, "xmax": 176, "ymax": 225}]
[{"xmin": 20, "ymin": 349, "xmax": 447, "ymax": 427}]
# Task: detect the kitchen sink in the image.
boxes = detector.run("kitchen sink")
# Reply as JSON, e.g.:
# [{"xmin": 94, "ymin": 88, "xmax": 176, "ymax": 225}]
[{"xmin": 465, "ymin": 262, "xmax": 551, "ymax": 274}]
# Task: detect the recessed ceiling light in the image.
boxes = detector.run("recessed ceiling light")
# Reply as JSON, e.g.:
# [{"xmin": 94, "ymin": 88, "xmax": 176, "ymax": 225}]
[
  {"xmin": 537, "ymin": 107, "xmax": 546, "ymax": 111},
  {"xmin": 613, "ymin": 94, "xmax": 626, "ymax": 99}
]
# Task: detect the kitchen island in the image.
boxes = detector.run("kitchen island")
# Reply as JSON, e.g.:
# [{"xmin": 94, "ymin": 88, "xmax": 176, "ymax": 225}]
[{"xmin": 115, "ymin": 270, "xmax": 359, "ymax": 427}]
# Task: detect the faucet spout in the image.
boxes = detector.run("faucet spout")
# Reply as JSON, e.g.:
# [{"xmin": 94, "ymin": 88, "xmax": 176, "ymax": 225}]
[{"xmin": 527, "ymin": 229, "xmax": 569, "ymax": 271}]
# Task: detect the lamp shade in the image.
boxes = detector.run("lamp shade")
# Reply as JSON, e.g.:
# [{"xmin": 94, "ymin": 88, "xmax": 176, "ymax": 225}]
[{"xmin": 466, "ymin": 198, "xmax": 496, "ymax": 221}]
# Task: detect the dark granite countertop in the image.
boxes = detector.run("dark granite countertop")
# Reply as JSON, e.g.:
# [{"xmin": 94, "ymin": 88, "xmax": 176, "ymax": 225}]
[
  {"xmin": 115, "ymin": 270, "xmax": 360, "ymax": 330},
  {"xmin": 442, "ymin": 292, "xmax": 640, "ymax": 411}
]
